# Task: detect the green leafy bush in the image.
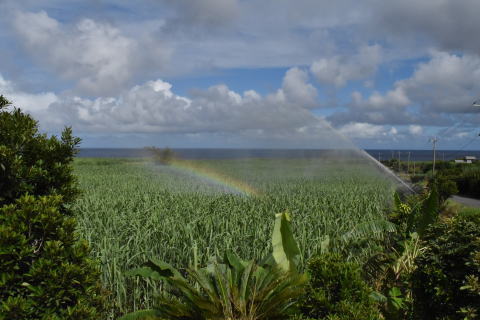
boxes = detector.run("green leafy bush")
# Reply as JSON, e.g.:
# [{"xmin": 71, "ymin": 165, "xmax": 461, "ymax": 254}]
[
  {"xmin": 0, "ymin": 96, "xmax": 108, "ymax": 319},
  {"xmin": 297, "ymin": 253, "xmax": 381, "ymax": 320},
  {"xmin": 0, "ymin": 96, "xmax": 80, "ymax": 206},
  {"xmin": 431, "ymin": 175, "xmax": 458, "ymax": 203},
  {"xmin": 0, "ymin": 195, "xmax": 108, "ymax": 319},
  {"xmin": 388, "ymin": 187, "xmax": 439, "ymax": 238},
  {"xmin": 412, "ymin": 219, "xmax": 480, "ymax": 319}
]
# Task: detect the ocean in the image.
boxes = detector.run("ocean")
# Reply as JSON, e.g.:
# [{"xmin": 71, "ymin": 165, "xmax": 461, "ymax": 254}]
[{"xmin": 77, "ymin": 148, "xmax": 480, "ymax": 162}]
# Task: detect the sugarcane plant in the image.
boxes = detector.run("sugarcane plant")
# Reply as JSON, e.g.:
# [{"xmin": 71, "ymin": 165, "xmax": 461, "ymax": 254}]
[{"xmin": 119, "ymin": 212, "xmax": 307, "ymax": 320}]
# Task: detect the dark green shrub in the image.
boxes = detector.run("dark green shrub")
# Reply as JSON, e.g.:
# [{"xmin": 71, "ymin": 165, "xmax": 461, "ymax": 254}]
[
  {"xmin": 298, "ymin": 253, "xmax": 381, "ymax": 320},
  {"xmin": 0, "ymin": 96, "xmax": 108, "ymax": 319},
  {"xmin": 145, "ymin": 146, "xmax": 176, "ymax": 165},
  {"xmin": 431, "ymin": 175, "xmax": 458, "ymax": 203},
  {"xmin": 412, "ymin": 219, "xmax": 480, "ymax": 319},
  {"xmin": 0, "ymin": 96, "xmax": 80, "ymax": 206},
  {"xmin": 0, "ymin": 195, "xmax": 108, "ymax": 319}
]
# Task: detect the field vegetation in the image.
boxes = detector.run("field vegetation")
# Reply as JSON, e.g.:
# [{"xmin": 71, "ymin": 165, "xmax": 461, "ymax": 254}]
[{"xmin": 72, "ymin": 157, "xmax": 396, "ymax": 317}]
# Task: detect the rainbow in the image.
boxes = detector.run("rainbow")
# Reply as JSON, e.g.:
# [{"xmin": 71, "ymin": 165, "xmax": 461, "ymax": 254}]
[{"xmin": 168, "ymin": 159, "xmax": 260, "ymax": 197}]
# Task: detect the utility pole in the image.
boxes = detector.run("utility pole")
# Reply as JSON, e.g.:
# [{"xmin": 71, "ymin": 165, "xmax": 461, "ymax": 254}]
[
  {"xmin": 430, "ymin": 137, "xmax": 438, "ymax": 177},
  {"xmin": 407, "ymin": 152, "xmax": 411, "ymax": 174},
  {"xmin": 413, "ymin": 156, "xmax": 416, "ymax": 175},
  {"xmin": 398, "ymin": 151, "xmax": 401, "ymax": 172}
]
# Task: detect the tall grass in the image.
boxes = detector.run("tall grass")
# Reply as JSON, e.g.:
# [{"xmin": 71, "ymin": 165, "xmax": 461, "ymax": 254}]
[{"xmin": 72, "ymin": 157, "xmax": 395, "ymax": 318}]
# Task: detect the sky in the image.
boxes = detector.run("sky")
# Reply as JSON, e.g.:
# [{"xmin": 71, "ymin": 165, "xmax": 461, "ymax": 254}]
[{"xmin": 1, "ymin": 0, "xmax": 480, "ymax": 150}]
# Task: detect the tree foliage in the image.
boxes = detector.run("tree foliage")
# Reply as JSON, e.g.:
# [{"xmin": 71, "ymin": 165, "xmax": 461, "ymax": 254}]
[
  {"xmin": 0, "ymin": 95, "xmax": 81, "ymax": 206},
  {"xmin": 297, "ymin": 253, "xmax": 381, "ymax": 320},
  {"xmin": 412, "ymin": 218, "xmax": 480, "ymax": 319},
  {"xmin": 145, "ymin": 147, "xmax": 176, "ymax": 165},
  {"xmin": 0, "ymin": 96, "xmax": 108, "ymax": 319}
]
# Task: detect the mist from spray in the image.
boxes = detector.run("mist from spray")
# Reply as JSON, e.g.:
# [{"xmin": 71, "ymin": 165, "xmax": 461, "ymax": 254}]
[{"xmin": 143, "ymin": 114, "xmax": 411, "ymax": 197}]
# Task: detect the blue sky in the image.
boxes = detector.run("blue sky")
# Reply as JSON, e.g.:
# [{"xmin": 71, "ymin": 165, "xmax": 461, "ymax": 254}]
[{"xmin": 1, "ymin": 0, "xmax": 480, "ymax": 150}]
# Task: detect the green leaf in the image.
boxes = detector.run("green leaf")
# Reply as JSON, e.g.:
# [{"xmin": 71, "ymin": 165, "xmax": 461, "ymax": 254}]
[
  {"xmin": 389, "ymin": 286, "xmax": 402, "ymax": 298},
  {"xmin": 320, "ymin": 235, "xmax": 330, "ymax": 254},
  {"xmin": 394, "ymin": 191, "xmax": 402, "ymax": 210},
  {"xmin": 224, "ymin": 250, "xmax": 247, "ymax": 272},
  {"xmin": 417, "ymin": 185, "xmax": 439, "ymax": 237},
  {"xmin": 125, "ymin": 259, "xmax": 183, "ymax": 281},
  {"xmin": 272, "ymin": 211, "xmax": 301, "ymax": 272},
  {"xmin": 370, "ymin": 291, "xmax": 387, "ymax": 303}
]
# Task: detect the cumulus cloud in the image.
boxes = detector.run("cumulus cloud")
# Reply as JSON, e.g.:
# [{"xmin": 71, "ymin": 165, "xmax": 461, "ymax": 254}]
[
  {"xmin": 0, "ymin": 74, "xmax": 57, "ymax": 113},
  {"xmin": 0, "ymin": 70, "xmax": 352, "ymax": 148},
  {"xmin": 399, "ymin": 52, "xmax": 480, "ymax": 114},
  {"xmin": 281, "ymin": 67, "xmax": 318, "ymax": 108},
  {"xmin": 12, "ymin": 11, "xmax": 168, "ymax": 96},
  {"xmin": 339, "ymin": 122, "xmax": 390, "ymax": 139},
  {"xmin": 329, "ymin": 86, "xmax": 415, "ymax": 126},
  {"xmin": 45, "ymin": 76, "xmax": 316, "ymax": 134},
  {"xmin": 310, "ymin": 45, "xmax": 382, "ymax": 87},
  {"xmin": 329, "ymin": 52, "xmax": 480, "ymax": 127},
  {"xmin": 50, "ymin": 67, "xmax": 321, "ymax": 135}
]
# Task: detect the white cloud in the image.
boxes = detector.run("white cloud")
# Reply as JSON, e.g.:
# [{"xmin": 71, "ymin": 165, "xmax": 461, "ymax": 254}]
[
  {"xmin": 311, "ymin": 45, "xmax": 382, "ymax": 87},
  {"xmin": 339, "ymin": 122, "xmax": 388, "ymax": 139},
  {"xmin": 329, "ymin": 86, "xmax": 414, "ymax": 126},
  {"xmin": 330, "ymin": 52, "xmax": 480, "ymax": 127},
  {"xmin": 351, "ymin": 86, "xmax": 410, "ymax": 110},
  {"xmin": 0, "ymin": 74, "xmax": 58, "ymax": 113},
  {"xmin": 12, "ymin": 11, "xmax": 169, "ymax": 96},
  {"xmin": 409, "ymin": 125, "xmax": 423, "ymax": 136},
  {"xmin": 281, "ymin": 67, "xmax": 318, "ymax": 108},
  {"xmin": 47, "ymin": 72, "xmax": 317, "ymax": 134},
  {"xmin": 0, "ymin": 70, "xmax": 354, "ymax": 148},
  {"xmin": 398, "ymin": 52, "xmax": 480, "ymax": 114}
]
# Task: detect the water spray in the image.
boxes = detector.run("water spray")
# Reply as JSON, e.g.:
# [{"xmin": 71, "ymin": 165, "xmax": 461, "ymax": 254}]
[
  {"xmin": 321, "ymin": 120, "xmax": 416, "ymax": 194},
  {"xmin": 360, "ymin": 149, "xmax": 416, "ymax": 194}
]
